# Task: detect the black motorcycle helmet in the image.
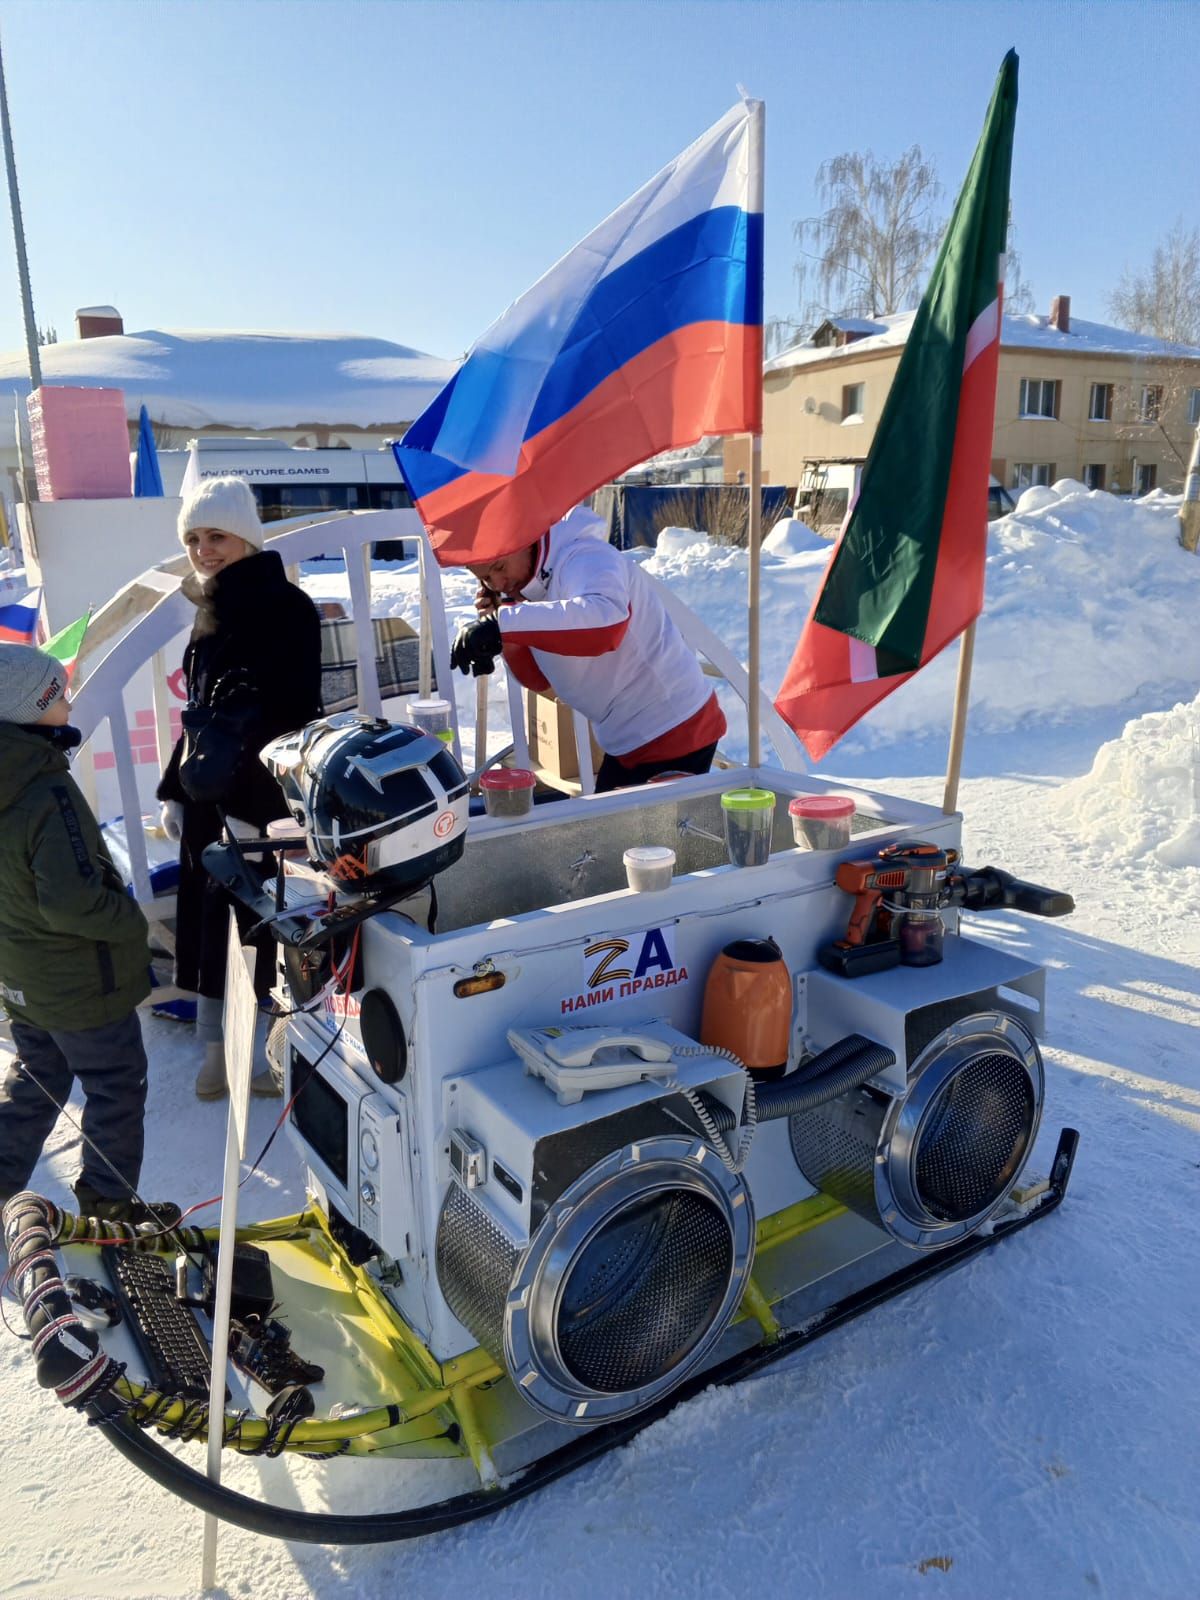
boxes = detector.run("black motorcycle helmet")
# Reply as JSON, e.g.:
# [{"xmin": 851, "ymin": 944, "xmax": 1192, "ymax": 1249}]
[{"xmin": 261, "ymin": 714, "xmax": 470, "ymax": 895}]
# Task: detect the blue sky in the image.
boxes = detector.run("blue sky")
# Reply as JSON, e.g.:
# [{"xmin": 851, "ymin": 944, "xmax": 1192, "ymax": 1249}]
[{"xmin": 0, "ymin": 0, "xmax": 1195, "ymax": 361}]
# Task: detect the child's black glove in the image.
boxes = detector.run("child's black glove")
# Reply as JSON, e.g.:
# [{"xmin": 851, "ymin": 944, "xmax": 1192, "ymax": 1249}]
[{"xmin": 450, "ymin": 616, "xmax": 503, "ymax": 676}]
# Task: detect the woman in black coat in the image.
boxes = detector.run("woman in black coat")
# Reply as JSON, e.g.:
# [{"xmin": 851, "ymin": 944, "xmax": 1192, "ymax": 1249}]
[{"xmin": 157, "ymin": 476, "xmax": 323, "ymax": 1098}]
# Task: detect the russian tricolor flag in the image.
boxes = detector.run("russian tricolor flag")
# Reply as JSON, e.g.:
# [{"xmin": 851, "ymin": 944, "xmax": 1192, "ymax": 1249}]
[
  {"xmin": 395, "ymin": 100, "xmax": 763, "ymax": 566},
  {"xmin": 0, "ymin": 590, "xmax": 41, "ymax": 646}
]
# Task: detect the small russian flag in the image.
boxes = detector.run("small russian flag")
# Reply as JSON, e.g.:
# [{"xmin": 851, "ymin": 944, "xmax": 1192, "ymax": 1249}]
[{"xmin": 0, "ymin": 591, "xmax": 41, "ymax": 646}]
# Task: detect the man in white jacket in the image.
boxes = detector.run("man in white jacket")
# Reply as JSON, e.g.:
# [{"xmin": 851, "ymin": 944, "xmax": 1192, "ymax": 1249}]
[{"xmin": 450, "ymin": 507, "xmax": 725, "ymax": 791}]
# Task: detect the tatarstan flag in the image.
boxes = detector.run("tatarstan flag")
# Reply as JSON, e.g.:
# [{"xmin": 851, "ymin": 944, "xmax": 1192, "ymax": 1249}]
[
  {"xmin": 775, "ymin": 51, "xmax": 1018, "ymax": 760},
  {"xmin": 44, "ymin": 610, "xmax": 90, "ymax": 680}
]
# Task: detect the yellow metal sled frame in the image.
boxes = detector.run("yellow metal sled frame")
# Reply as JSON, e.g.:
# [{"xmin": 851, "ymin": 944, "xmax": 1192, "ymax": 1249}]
[
  {"xmin": 66, "ymin": 1190, "xmax": 850, "ymax": 1478},
  {"xmin": 6, "ymin": 1130, "xmax": 1077, "ymax": 1543}
]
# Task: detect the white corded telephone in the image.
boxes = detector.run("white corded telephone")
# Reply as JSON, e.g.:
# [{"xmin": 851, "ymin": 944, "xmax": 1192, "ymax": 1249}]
[{"xmin": 507, "ymin": 1023, "xmax": 676, "ymax": 1105}]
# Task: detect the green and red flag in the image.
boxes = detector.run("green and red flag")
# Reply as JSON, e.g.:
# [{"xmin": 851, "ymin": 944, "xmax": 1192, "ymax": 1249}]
[
  {"xmin": 44, "ymin": 610, "xmax": 91, "ymax": 681},
  {"xmin": 775, "ymin": 50, "xmax": 1018, "ymax": 760}
]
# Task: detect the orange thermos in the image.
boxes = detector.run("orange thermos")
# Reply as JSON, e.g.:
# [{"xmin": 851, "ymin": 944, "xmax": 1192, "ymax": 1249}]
[{"xmin": 700, "ymin": 937, "xmax": 792, "ymax": 1079}]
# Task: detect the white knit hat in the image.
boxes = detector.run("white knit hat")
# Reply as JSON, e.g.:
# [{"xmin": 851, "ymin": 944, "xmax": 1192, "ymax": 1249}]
[
  {"xmin": 178, "ymin": 476, "xmax": 264, "ymax": 550},
  {"xmin": 0, "ymin": 641, "xmax": 67, "ymax": 724}
]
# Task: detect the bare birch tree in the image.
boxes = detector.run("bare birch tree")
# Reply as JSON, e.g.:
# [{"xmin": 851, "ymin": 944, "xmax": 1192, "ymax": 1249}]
[
  {"xmin": 1109, "ymin": 221, "xmax": 1200, "ymax": 345},
  {"xmin": 1107, "ymin": 221, "xmax": 1200, "ymax": 477},
  {"xmin": 792, "ymin": 146, "xmax": 944, "ymax": 325},
  {"xmin": 1003, "ymin": 221, "xmax": 1035, "ymax": 315}
]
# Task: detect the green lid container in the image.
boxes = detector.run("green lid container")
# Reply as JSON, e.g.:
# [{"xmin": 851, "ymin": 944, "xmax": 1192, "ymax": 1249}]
[{"xmin": 720, "ymin": 787, "xmax": 775, "ymax": 812}]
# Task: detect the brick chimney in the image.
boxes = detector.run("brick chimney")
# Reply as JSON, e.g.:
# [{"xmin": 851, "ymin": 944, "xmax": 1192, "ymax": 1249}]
[
  {"xmin": 75, "ymin": 305, "xmax": 123, "ymax": 339},
  {"xmin": 1049, "ymin": 295, "xmax": 1070, "ymax": 335}
]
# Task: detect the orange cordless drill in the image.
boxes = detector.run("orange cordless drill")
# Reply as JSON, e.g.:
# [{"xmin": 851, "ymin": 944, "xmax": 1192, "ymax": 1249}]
[{"xmin": 819, "ymin": 842, "xmax": 1074, "ymax": 979}]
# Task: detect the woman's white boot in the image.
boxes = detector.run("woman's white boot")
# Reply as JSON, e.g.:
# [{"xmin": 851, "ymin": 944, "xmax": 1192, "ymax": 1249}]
[{"xmin": 195, "ymin": 1041, "xmax": 228, "ymax": 1100}]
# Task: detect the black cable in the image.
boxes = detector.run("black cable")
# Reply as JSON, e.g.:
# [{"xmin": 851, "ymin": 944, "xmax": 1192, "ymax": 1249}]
[{"xmin": 6, "ymin": 1055, "xmax": 193, "ymax": 1255}]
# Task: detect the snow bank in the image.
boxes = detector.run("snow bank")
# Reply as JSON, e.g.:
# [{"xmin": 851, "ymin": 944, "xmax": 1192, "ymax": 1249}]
[
  {"xmin": 1054, "ymin": 692, "xmax": 1200, "ymax": 866},
  {"xmin": 644, "ymin": 480, "xmax": 1200, "ymax": 759},
  {"xmin": 762, "ymin": 515, "xmax": 825, "ymax": 556}
]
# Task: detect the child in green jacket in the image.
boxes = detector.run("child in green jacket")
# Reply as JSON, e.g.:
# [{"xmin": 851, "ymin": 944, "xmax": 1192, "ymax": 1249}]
[{"xmin": 0, "ymin": 641, "xmax": 174, "ymax": 1224}]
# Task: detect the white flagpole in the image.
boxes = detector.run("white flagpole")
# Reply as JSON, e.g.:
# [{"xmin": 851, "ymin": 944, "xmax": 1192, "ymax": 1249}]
[
  {"xmin": 200, "ymin": 916, "xmax": 258, "ymax": 1588},
  {"xmin": 744, "ymin": 95, "xmax": 765, "ymax": 771}
]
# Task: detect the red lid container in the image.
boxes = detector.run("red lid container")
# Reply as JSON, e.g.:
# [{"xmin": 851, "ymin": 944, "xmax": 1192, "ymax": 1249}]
[
  {"xmin": 480, "ymin": 768, "xmax": 537, "ymax": 790},
  {"xmin": 788, "ymin": 795, "xmax": 855, "ymax": 818}
]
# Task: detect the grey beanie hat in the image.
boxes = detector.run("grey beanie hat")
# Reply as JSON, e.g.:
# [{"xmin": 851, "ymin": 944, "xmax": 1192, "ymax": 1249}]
[
  {"xmin": 178, "ymin": 475, "xmax": 264, "ymax": 550},
  {"xmin": 0, "ymin": 641, "xmax": 67, "ymax": 724}
]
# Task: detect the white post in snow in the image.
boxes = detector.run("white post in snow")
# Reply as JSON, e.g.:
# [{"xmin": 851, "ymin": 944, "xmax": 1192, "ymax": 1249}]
[
  {"xmin": 745, "ymin": 95, "xmax": 765, "ymax": 772},
  {"xmin": 199, "ymin": 915, "xmax": 258, "ymax": 1589}
]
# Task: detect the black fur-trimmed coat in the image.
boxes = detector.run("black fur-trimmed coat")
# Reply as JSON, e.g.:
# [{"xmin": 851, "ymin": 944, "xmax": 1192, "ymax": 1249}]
[{"xmin": 158, "ymin": 551, "xmax": 322, "ymax": 998}]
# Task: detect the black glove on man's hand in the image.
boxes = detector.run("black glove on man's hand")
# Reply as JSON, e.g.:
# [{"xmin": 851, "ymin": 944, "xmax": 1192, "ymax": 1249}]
[{"xmin": 450, "ymin": 615, "xmax": 503, "ymax": 676}]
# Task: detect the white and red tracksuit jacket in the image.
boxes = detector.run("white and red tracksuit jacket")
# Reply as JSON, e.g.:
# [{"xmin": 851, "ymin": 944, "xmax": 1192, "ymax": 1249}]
[{"xmin": 496, "ymin": 508, "xmax": 726, "ymax": 766}]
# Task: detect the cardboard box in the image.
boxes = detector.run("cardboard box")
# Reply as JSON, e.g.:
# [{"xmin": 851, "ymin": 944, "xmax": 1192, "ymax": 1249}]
[{"xmin": 526, "ymin": 689, "xmax": 603, "ymax": 783}]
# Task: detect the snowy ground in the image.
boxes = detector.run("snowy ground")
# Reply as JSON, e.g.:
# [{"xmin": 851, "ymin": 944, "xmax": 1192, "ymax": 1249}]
[{"xmin": 3, "ymin": 482, "xmax": 1199, "ymax": 1598}]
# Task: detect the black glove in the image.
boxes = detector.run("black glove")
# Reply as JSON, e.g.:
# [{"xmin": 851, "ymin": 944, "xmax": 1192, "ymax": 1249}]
[{"xmin": 450, "ymin": 615, "xmax": 503, "ymax": 677}]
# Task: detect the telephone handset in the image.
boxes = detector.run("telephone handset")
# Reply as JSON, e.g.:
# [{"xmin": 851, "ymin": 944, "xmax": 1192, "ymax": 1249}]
[{"xmin": 507, "ymin": 1023, "xmax": 676, "ymax": 1105}]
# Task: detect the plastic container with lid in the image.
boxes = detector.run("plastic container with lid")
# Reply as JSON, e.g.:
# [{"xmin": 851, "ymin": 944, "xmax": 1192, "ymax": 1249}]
[
  {"xmin": 265, "ymin": 818, "xmax": 308, "ymax": 859},
  {"xmin": 788, "ymin": 794, "xmax": 855, "ymax": 851},
  {"xmin": 407, "ymin": 696, "xmax": 453, "ymax": 736},
  {"xmin": 479, "ymin": 767, "xmax": 537, "ymax": 818},
  {"xmin": 623, "ymin": 845, "xmax": 676, "ymax": 892},
  {"xmin": 720, "ymin": 788, "xmax": 775, "ymax": 867}
]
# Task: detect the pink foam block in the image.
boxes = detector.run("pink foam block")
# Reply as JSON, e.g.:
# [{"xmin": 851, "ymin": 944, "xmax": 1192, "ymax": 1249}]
[{"xmin": 27, "ymin": 386, "xmax": 131, "ymax": 501}]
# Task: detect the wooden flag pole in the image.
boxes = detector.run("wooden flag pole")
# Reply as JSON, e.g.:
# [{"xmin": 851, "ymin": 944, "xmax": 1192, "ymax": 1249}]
[
  {"xmin": 942, "ymin": 619, "xmax": 977, "ymax": 814},
  {"xmin": 744, "ymin": 93, "xmax": 765, "ymax": 772},
  {"xmin": 747, "ymin": 434, "xmax": 763, "ymax": 770}
]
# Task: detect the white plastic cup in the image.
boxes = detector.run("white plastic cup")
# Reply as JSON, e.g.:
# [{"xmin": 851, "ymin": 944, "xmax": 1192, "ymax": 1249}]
[
  {"xmin": 265, "ymin": 817, "xmax": 308, "ymax": 859},
  {"xmin": 624, "ymin": 845, "xmax": 676, "ymax": 891},
  {"xmin": 407, "ymin": 696, "xmax": 453, "ymax": 736}
]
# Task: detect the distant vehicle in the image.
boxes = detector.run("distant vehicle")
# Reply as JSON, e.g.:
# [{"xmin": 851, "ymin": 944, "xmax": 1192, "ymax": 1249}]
[
  {"xmin": 798, "ymin": 464, "xmax": 1015, "ymax": 531},
  {"xmin": 988, "ymin": 476, "xmax": 1016, "ymax": 519},
  {"xmin": 157, "ymin": 438, "xmax": 417, "ymax": 559}
]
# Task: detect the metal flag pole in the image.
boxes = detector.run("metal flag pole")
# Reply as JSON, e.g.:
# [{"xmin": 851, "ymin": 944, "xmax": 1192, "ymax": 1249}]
[
  {"xmin": 0, "ymin": 30, "xmax": 41, "ymax": 395},
  {"xmin": 744, "ymin": 95, "xmax": 765, "ymax": 771}
]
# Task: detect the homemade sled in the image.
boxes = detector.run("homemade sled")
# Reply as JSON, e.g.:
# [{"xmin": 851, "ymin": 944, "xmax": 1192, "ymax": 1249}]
[{"xmin": 5, "ymin": 749, "xmax": 1079, "ymax": 1543}]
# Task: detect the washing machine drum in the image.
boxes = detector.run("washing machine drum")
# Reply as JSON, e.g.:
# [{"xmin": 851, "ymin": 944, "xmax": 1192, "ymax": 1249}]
[
  {"xmin": 436, "ymin": 1136, "xmax": 755, "ymax": 1425},
  {"xmin": 790, "ymin": 1010, "xmax": 1043, "ymax": 1250},
  {"xmin": 262, "ymin": 714, "xmax": 469, "ymax": 895}
]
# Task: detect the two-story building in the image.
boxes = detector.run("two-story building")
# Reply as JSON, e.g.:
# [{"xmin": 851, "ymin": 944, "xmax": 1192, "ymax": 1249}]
[{"xmin": 736, "ymin": 295, "xmax": 1200, "ymax": 516}]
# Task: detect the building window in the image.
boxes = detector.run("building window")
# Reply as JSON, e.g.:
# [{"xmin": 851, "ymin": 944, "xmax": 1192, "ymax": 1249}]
[
  {"xmin": 1136, "ymin": 463, "xmax": 1158, "ymax": 495},
  {"xmin": 841, "ymin": 382, "xmax": 865, "ymax": 422},
  {"xmin": 1088, "ymin": 383, "xmax": 1113, "ymax": 422},
  {"xmin": 1012, "ymin": 463, "xmax": 1055, "ymax": 490},
  {"xmin": 1189, "ymin": 388, "xmax": 1200, "ymax": 426},
  {"xmin": 1139, "ymin": 386, "xmax": 1163, "ymax": 423},
  {"xmin": 1083, "ymin": 463, "xmax": 1106, "ymax": 490},
  {"xmin": 1019, "ymin": 378, "xmax": 1059, "ymax": 419}
]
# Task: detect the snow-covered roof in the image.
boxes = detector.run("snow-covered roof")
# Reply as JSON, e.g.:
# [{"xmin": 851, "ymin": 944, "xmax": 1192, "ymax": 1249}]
[
  {"xmin": 765, "ymin": 310, "xmax": 1200, "ymax": 374},
  {"xmin": 821, "ymin": 315, "xmax": 890, "ymax": 338},
  {"xmin": 0, "ymin": 328, "xmax": 457, "ymax": 446}
]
